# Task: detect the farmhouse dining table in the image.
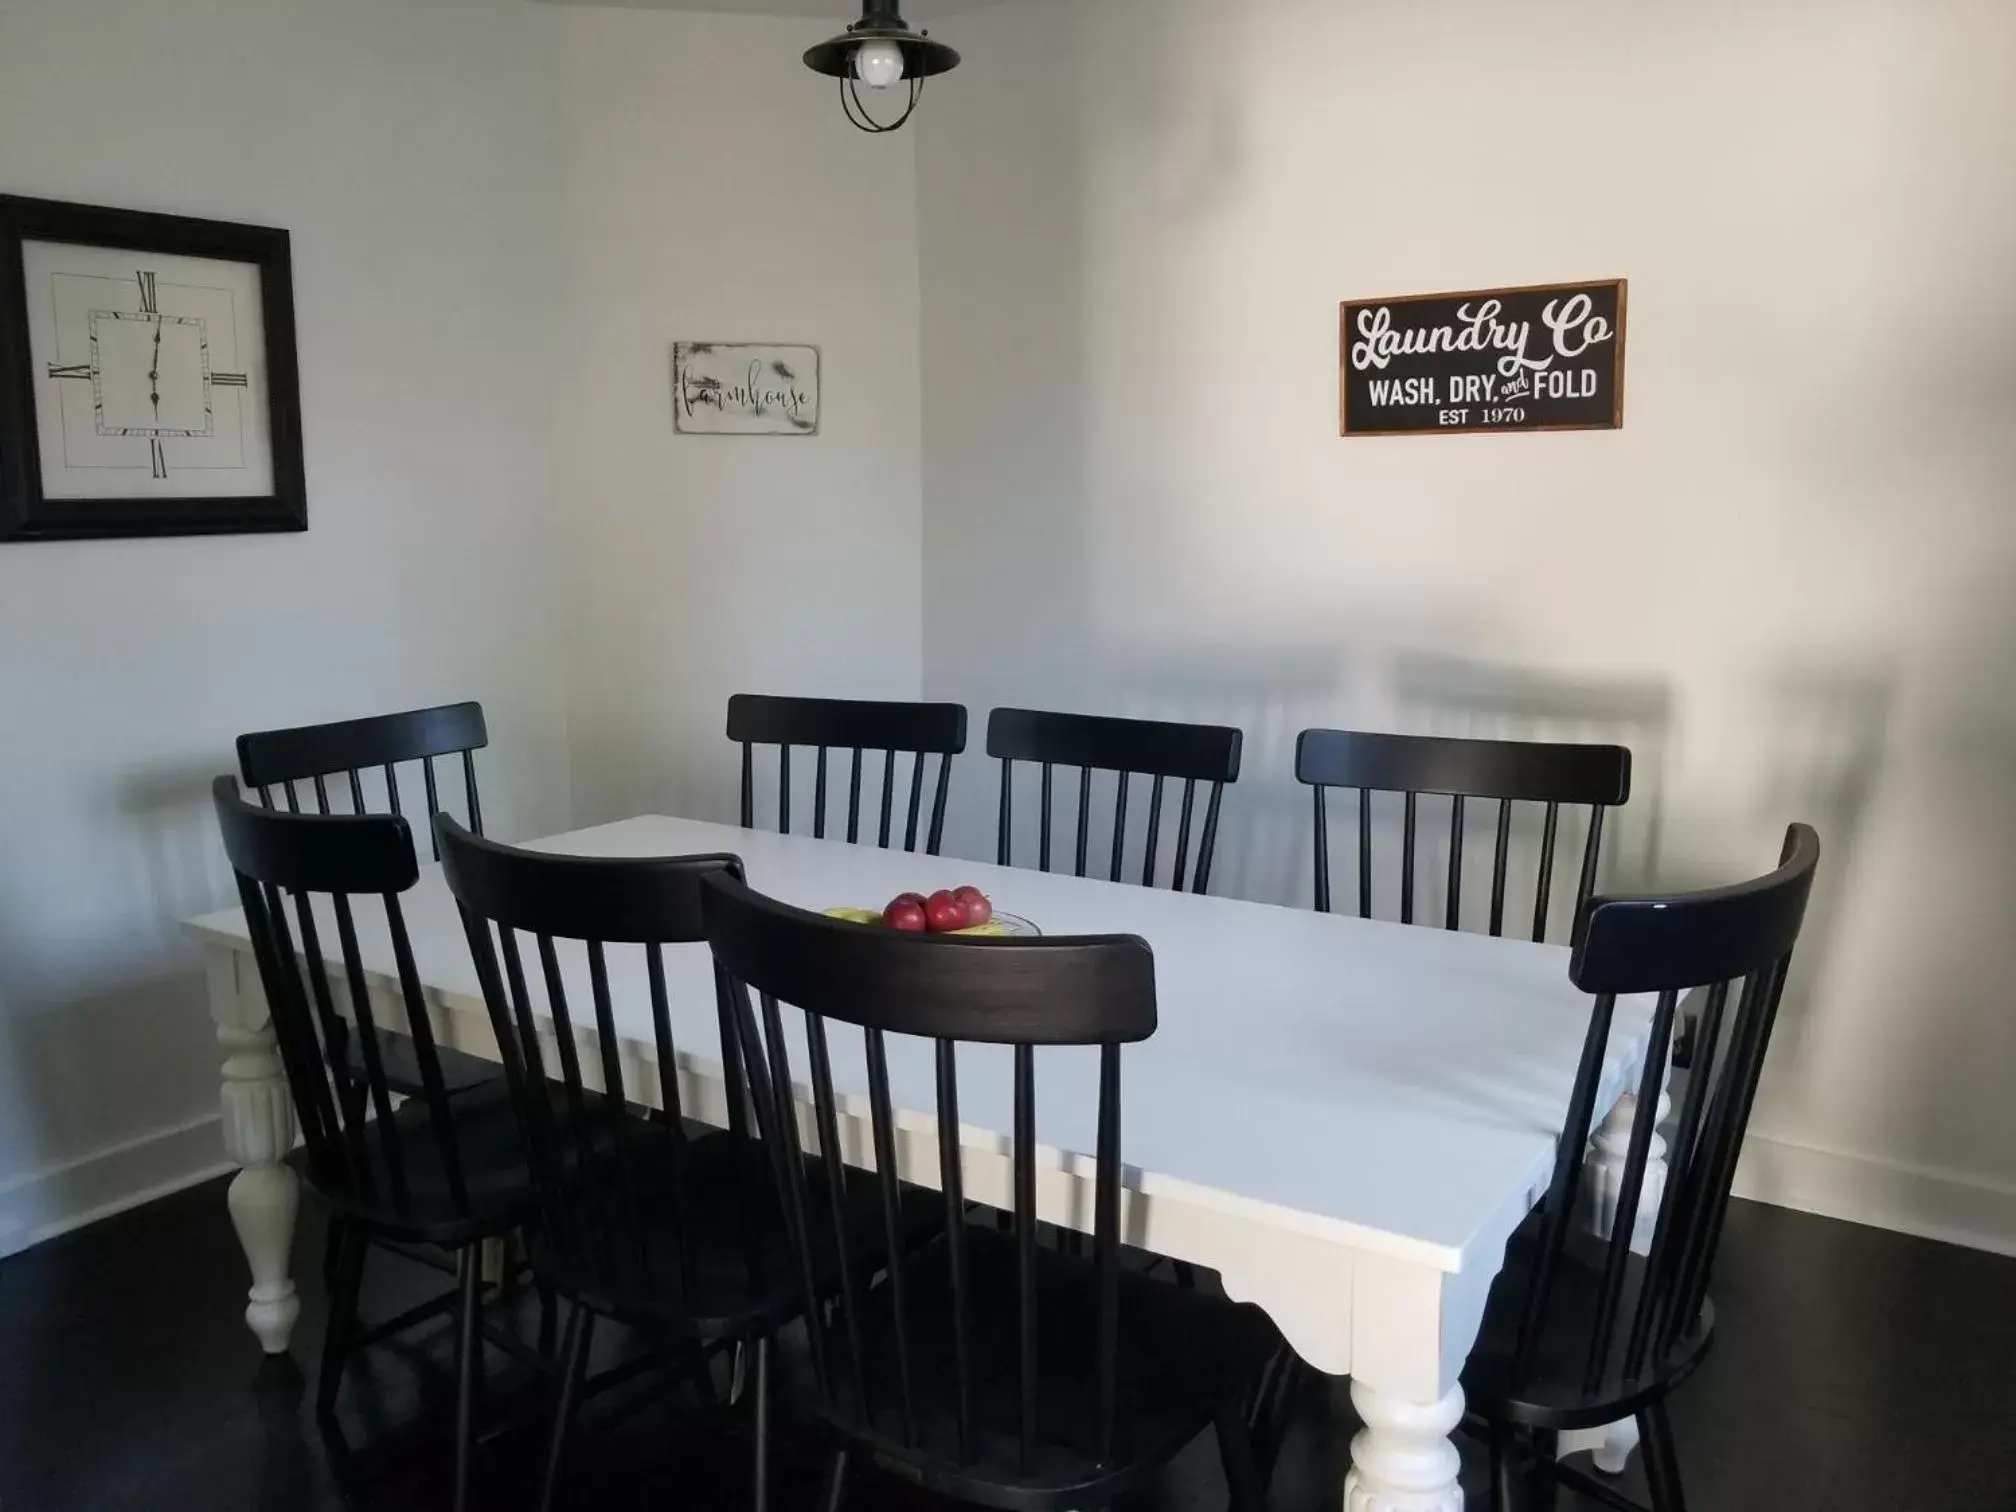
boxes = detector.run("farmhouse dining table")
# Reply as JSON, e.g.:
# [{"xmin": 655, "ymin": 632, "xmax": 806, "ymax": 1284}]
[{"xmin": 184, "ymin": 813, "xmax": 1665, "ymax": 1511}]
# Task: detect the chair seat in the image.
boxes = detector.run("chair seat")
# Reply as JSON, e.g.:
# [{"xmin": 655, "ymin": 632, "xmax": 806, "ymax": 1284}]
[
  {"xmin": 294, "ymin": 1076, "xmax": 535, "ymax": 1247},
  {"xmin": 537, "ymin": 1125, "xmax": 944, "ymax": 1341},
  {"xmin": 341, "ymin": 1025, "xmax": 501, "ymax": 1098},
  {"xmin": 785, "ymin": 1222, "xmax": 1283, "ymax": 1511},
  {"xmin": 1462, "ymin": 1218, "xmax": 1716, "ymax": 1431}
]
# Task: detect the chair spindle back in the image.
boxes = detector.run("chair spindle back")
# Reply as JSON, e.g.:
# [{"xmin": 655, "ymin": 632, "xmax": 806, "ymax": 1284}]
[
  {"xmin": 988, "ymin": 707, "xmax": 1242, "ymax": 895},
  {"xmin": 238, "ymin": 701, "xmax": 489, "ymax": 862},
  {"xmin": 1296, "ymin": 729, "xmax": 1630, "ymax": 939},
  {"xmin": 728, "ymin": 694, "xmax": 967, "ymax": 856}
]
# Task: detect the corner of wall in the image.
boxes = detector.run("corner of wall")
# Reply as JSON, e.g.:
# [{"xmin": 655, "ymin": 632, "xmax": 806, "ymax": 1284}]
[
  {"xmin": 0, "ymin": 1115, "xmax": 231, "ymax": 1260},
  {"xmin": 1735, "ymin": 1132, "xmax": 2016, "ymax": 1259}
]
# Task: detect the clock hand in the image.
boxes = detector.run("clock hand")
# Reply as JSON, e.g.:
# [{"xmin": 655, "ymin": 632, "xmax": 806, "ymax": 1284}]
[{"xmin": 150, "ymin": 319, "xmax": 162, "ymax": 419}]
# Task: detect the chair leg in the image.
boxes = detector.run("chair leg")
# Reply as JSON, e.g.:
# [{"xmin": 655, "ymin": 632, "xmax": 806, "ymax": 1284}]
[
  {"xmin": 684, "ymin": 1342, "xmax": 723, "ymax": 1407},
  {"xmin": 452, "ymin": 1247, "xmax": 483, "ymax": 1512},
  {"xmin": 751, "ymin": 1336, "xmax": 773, "ymax": 1512},
  {"xmin": 322, "ymin": 1216, "xmax": 347, "ymax": 1292},
  {"xmin": 1488, "ymin": 1422, "xmax": 1519, "ymax": 1512},
  {"xmin": 817, "ymin": 1448, "xmax": 850, "ymax": 1512},
  {"xmin": 539, "ymin": 1305, "xmax": 595, "ymax": 1512},
  {"xmin": 1529, "ymin": 1428, "xmax": 1559, "ymax": 1512},
  {"xmin": 500, "ymin": 1228, "xmax": 525, "ymax": 1300},
  {"xmin": 536, "ymin": 1279, "xmax": 558, "ymax": 1365},
  {"xmin": 1638, "ymin": 1401, "xmax": 1687, "ymax": 1512},
  {"xmin": 315, "ymin": 1221, "xmax": 368, "ymax": 1423},
  {"xmin": 1216, "ymin": 1406, "xmax": 1265, "ymax": 1512}
]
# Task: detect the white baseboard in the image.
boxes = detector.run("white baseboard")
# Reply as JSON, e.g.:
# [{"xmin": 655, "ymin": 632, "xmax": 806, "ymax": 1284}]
[
  {"xmin": 1734, "ymin": 1132, "xmax": 2016, "ymax": 1258},
  {"xmin": 0, "ymin": 1112, "xmax": 233, "ymax": 1259}
]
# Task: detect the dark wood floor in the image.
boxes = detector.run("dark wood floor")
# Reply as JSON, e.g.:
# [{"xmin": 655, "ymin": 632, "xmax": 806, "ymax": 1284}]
[{"xmin": 3, "ymin": 1178, "xmax": 2013, "ymax": 1511}]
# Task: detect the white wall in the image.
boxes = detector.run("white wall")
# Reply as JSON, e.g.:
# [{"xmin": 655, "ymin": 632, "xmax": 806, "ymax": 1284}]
[
  {"xmin": 5, "ymin": 0, "xmax": 2008, "ymax": 1262},
  {"xmin": 0, "ymin": 0, "xmax": 927, "ymax": 1255},
  {"xmin": 917, "ymin": 0, "xmax": 2016, "ymax": 1251},
  {"xmin": 555, "ymin": 6, "xmax": 924, "ymax": 828},
  {"xmin": 0, "ymin": 0, "xmax": 575, "ymax": 1253}
]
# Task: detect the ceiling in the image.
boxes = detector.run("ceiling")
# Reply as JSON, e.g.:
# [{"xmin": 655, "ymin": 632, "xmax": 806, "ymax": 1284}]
[{"xmin": 534, "ymin": 0, "xmax": 1004, "ymax": 16}]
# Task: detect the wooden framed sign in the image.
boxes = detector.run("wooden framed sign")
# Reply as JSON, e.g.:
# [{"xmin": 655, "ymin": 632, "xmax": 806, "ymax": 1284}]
[
  {"xmin": 672, "ymin": 341, "xmax": 819, "ymax": 436},
  {"xmin": 1340, "ymin": 278, "xmax": 1625, "ymax": 436}
]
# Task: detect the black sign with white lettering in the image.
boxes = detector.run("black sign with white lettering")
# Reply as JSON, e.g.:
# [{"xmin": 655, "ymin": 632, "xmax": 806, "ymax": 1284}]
[{"xmin": 1340, "ymin": 279, "xmax": 1626, "ymax": 436}]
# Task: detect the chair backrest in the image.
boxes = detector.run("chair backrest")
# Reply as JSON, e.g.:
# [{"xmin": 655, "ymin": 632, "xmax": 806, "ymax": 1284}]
[
  {"xmin": 700, "ymin": 870, "xmax": 1157, "ymax": 1474},
  {"xmin": 211, "ymin": 775, "xmax": 471, "ymax": 1227},
  {"xmin": 1511, "ymin": 823, "xmax": 1819, "ymax": 1395},
  {"xmin": 1295, "ymin": 728, "xmax": 1630, "ymax": 939},
  {"xmin": 436, "ymin": 816, "xmax": 750, "ymax": 1312},
  {"xmin": 238, "ymin": 701, "xmax": 489, "ymax": 861},
  {"xmin": 987, "ymin": 706, "xmax": 1242, "ymax": 894},
  {"xmin": 727, "ymin": 694, "xmax": 967, "ymax": 856}
]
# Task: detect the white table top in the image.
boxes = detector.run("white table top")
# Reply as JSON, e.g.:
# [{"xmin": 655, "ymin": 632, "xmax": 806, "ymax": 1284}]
[{"xmin": 187, "ymin": 814, "xmax": 1650, "ymax": 1282}]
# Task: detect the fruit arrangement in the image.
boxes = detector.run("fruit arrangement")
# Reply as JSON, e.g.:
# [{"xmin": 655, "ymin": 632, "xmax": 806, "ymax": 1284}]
[{"xmin": 824, "ymin": 885, "xmax": 1013, "ymax": 936}]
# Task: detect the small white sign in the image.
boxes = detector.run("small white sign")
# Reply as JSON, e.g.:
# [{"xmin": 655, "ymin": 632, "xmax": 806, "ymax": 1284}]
[{"xmin": 672, "ymin": 342, "xmax": 819, "ymax": 436}]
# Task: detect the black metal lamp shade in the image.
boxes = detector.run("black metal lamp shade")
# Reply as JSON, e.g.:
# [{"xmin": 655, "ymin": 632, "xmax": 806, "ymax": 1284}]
[
  {"xmin": 805, "ymin": 0, "xmax": 959, "ymax": 132},
  {"xmin": 803, "ymin": 1, "xmax": 961, "ymax": 80},
  {"xmin": 803, "ymin": 26, "xmax": 961, "ymax": 81}
]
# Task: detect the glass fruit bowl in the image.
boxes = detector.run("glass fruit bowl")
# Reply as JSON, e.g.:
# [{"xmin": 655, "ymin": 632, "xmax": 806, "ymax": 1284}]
[{"xmin": 822, "ymin": 906, "xmax": 1039, "ymax": 937}]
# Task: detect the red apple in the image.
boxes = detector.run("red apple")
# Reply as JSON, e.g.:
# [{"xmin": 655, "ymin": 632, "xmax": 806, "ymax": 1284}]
[
  {"xmin": 883, "ymin": 899, "xmax": 928, "ymax": 932},
  {"xmin": 953, "ymin": 885, "xmax": 992, "ymax": 927},
  {"xmin": 891, "ymin": 891, "xmax": 926, "ymax": 909},
  {"xmin": 924, "ymin": 889, "xmax": 967, "ymax": 933}
]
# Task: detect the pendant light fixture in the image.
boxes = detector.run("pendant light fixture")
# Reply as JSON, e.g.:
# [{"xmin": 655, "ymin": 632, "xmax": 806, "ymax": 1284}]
[{"xmin": 803, "ymin": 0, "xmax": 961, "ymax": 135}]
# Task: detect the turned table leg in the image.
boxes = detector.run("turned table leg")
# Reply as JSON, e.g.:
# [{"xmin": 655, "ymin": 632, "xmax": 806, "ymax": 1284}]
[
  {"xmin": 210, "ymin": 947, "xmax": 301, "ymax": 1355},
  {"xmin": 1584, "ymin": 1076, "xmax": 1671, "ymax": 1254},
  {"xmin": 1344, "ymin": 1381, "xmax": 1465, "ymax": 1512}
]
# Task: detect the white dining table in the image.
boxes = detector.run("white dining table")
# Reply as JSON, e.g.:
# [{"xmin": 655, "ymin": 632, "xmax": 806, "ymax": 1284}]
[{"xmin": 184, "ymin": 813, "xmax": 1665, "ymax": 1512}]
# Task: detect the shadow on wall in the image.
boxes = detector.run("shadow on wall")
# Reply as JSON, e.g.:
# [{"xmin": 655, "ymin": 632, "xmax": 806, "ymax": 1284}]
[
  {"xmin": 0, "ymin": 760, "xmax": 233, "ymax": 1255},
  {"xmin": 1390, "ymin": 649, "xmax": 1677, "ymax": 892},
  {"xmin": 940, "ymin": 642, "xmax": 1897, "ymax": 985},
  {"xmin": 122, "ymin": 761, "xmax": 239, "ymax": 930},
  {"xmin": 1854, "ymin": 572, "xmax": 2016, "ymax": 1222},
  {"xmin": 1731, "ymin": 660, "xmax": 1895, "ymax": 1064},
  {"xmin": 940, "ymin": 628, "xmax": 1692, "ymax": 927},
  {"xmin": 1035, "ymin": 640, "xmax": 1363, "ymax": 908},
  {"xmin": 933, "ymin": 611, "xmax": 1457, "ymax": 903}
]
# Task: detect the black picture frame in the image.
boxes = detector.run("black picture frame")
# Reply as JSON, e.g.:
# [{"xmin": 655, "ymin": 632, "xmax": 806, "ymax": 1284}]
[{"xmin": 0, "ymin": 194, "xmax": 307, "ymax": 541}]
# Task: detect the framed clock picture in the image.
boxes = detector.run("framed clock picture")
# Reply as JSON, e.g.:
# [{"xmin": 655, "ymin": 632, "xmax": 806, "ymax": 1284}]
[{"xmin": 0, "ymin": 195, "xmax": 306, "ymax": 541}]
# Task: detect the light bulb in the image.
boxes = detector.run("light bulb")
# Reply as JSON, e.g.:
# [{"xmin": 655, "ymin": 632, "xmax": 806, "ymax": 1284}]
[{"xmin": 853, "ymin": 39, "xmax": 906, "ymax": 89}]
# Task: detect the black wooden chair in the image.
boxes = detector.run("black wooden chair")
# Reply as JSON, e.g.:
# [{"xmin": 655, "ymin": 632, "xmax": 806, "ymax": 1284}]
[
  {"xmin": 1463, "ymin": 823, "xmax": 1820, "ymax": 1511},
  {"xmin": 988, "ymin": 707, "xmax": 1242, "ymax": 894},
  {"xmin": 239, "ymin": 701, "xmax": 499, "ymax": 1097},
  {"xmin": 437, "ymin": 817, "xmax": 939, "ymax": 1512},
  {"xmin": 238, "ymin": 700, "xmax": 489, "ymax": 851},
  {"xmin": 727, "ymin": 694, "xmax": 967, "ymax": 854},
  {"xmin": 1295, "ymin": 729, "xmax": 1631, "ymax": 939},
  {"xmin": 210, "ymin": 777, "xmax": 540, "ymax": 1512},
  {"xmin": 699, "ymin": 871, "xmax": 1283, "ymax": 1512}
]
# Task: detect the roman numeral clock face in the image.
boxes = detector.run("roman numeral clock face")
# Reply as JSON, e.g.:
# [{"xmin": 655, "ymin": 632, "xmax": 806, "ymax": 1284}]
[{"xmin": 23, "ymin": 240, "xmax": 273, "ymax": 499}]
